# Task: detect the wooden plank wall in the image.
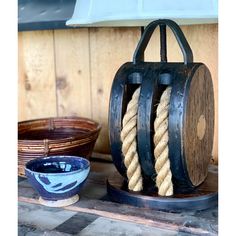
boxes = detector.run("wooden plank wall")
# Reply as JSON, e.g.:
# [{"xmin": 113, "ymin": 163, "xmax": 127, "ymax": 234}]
[{"xmin": 18, "ymin": 24, "xmax": 218, "ymax": 163}]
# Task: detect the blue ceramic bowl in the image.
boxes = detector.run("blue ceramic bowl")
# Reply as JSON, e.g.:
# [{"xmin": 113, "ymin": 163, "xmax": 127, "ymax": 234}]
[{"xmin": 25, "ymin": 156, "xmax": 90, "ymax": 201}]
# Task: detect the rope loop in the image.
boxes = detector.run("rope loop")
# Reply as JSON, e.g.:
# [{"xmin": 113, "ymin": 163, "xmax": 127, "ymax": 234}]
[{"xmin": 120, "ymin": 86, "xmax": 174, "ymax": 196}]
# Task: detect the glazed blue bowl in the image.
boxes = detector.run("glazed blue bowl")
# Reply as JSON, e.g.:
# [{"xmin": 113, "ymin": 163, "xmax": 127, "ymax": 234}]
[{"xmin": 25, "ymin": 156, "xmax": 90, "ymax": 202}]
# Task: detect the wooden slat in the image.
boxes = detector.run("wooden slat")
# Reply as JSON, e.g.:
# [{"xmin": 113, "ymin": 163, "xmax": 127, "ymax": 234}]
[
  {"xmin": 18, "ymin": 182, "xmax": 217, "ymax": 236},
  {"xmin": 18, "ymin": 162, "xmax": 218, "ymax": 235},
  {"xmin": 18, "ymin": 161, "xmax": 217, "ymax": 234},
  {"xmin": 89, "ymin": 28, "xmax": 141, "ymax": 153},
  {"xmin": 19, "ymin": 196, "xmax": 215, "ymax": 235},
  {"xmin": 18, "ymin": 30, "xmax": 57, "ymax": 121},
  {"xmin": 54, "ymin": 29, "xmax": 92, "ymax": 118},
  {"xmin": 18, "ymin": 33, "xmax": 27, "ymax": 121}
]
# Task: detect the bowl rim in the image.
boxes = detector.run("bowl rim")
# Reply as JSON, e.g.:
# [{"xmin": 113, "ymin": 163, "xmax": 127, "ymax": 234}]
[
  {"xmin": 18, "ymin": 116, "xmax": 102, "ymax": 143},
  {"xmin": 25, "ymin": 155, "xmax": 90, "ymax": 176}
]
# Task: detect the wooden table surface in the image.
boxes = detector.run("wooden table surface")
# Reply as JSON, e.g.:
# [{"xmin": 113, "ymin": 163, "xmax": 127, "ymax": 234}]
[{"xmin": 18, "ymin": 160, "xmax": 218, "ymax": 235}]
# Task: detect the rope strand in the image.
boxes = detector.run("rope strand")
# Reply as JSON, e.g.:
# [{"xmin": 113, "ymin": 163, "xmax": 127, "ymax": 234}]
[
  {"xmin": 120, "ymin": 86, "xmax": 174, "ymax": 195},
  {"xmin": 120, "ymin": 87, "xmax": 143, "ymax": 191},
  {"xmin": 153, "ymin": 87, "xmax": 174, "ymax": 196}
]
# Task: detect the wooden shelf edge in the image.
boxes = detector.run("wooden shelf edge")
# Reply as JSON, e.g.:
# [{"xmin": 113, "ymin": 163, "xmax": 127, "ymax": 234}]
[{"xmin": 18, "ymin": 195, "xmax": 215, "ymax": 235}]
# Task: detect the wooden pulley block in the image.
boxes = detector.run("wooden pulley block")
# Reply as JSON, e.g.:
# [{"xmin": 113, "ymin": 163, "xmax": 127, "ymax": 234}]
[{"xmin": 108, "ymin": 19, "xmax": 215, "ymax": 202}]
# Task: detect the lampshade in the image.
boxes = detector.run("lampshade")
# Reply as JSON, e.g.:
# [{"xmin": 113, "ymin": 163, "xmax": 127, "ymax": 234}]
[{"xmin": 66, "ymin": 0, "xmax": 218, "ymax": 27}]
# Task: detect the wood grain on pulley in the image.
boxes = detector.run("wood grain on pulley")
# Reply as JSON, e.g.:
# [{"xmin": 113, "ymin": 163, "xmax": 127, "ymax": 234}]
[
  {"xmin": 183, "ymin": 65, "xmax": 214, "ymax": 186},
  {"xmin": 109, "ymin": 20, "xmax": 216, "ymax": 202},
  {"xmin": 168, "ymin": 64, "xmax": 214, "ymax": 190}
]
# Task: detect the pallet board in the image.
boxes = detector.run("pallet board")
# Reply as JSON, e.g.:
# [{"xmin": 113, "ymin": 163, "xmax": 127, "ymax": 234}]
[{"xmin": 18, "ymin": 161, "xmax": 218, "ymax": 235}]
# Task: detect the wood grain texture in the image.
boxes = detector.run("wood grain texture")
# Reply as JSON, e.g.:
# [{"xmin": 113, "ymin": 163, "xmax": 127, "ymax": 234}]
[
  {"xmin": 18, "ymin": 24, "xmax": 218, "ymax": 162},
  {"xmin": 18, "ymin": 161, "xmax": 218, "ymax": 235},
  {"xmin": 143, "ymin": 24, "xmax": 218, "ymax": 162},
  {"xmin": 18, "ymin": 33, "xmax": 27, "ymax": 121},
  {"xmin": 89, "ymin": 28, "xmax": 140, "ymax": 153},
  {"xmin": 54, "ymin": 29, "xmax": 92, "ymax": 118},
  {"xmin": 183, "ymin": 65, "xmax": 214, "ymax": 185},
  {"xmin": 18, "ymin": 195, "xmax": 215, "ymax": 235},
  {"xmin": 18, "ymin": 30, "xmax": 57, "ymax": 121}
]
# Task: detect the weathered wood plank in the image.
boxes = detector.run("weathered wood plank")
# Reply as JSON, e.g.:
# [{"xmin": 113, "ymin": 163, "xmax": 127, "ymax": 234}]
[
  {"xmin": 18, "ymin": 32, "xmax": 27, "ymax": 121},
  {"xmin": 18, "ymin": 25, "xmax": 218, "ymax": 162},
  {"xmin": 18, "ymin": 30, "xmax": 57, "ymax": 121},
  {"xmin": 89, "ymin": 27, "xmax": 141, "ymax": 153},
  {"xmin": 18, "ymin": 162, "xmax": 218, "ymax": 236},
  {"xmin": 18, "ymin": 188, "xmax": 217, "ymax": 235},
  {"xmin": 54, "ymin": 29, "xmax": 92, "ymax": 118}
]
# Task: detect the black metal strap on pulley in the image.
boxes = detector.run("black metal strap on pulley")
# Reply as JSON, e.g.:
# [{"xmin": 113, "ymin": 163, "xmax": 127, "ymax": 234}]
[
  {"xmin": 133, "ymin": 19, "xmax": 193, "ymax": 65},
  {"xmin": 136, "ymin": 19, "xmax": 194, "ymax": 185}
]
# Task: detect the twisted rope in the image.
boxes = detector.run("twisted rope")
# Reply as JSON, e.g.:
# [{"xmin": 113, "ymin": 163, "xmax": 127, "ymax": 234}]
[
  {"xmin": 153, "ymin": 87, "xmax": 173, "ymax": 196},
  {"xmin": 120, "ymin": 87, "xmax": 143, "ymax": 191}
]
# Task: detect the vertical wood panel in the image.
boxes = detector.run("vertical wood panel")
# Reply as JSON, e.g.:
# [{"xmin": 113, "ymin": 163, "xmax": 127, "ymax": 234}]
[
  {"xmin": 18, "ymin": 33, "xmax": 27, "ymax": 121},
  {"xmin": 89, "ymin": 28, "xmax": 140, "ymax": 153},
  {"xmin": 18, "ymin": 30, "xmax": 57, "ymax": 121},
  {"xmin": 18, "ymin": 25, "xmax": 218, "ymax": 162},
  {"xmin": 54, "ymin": 29, "xmax": 92, "ymax": 118}
]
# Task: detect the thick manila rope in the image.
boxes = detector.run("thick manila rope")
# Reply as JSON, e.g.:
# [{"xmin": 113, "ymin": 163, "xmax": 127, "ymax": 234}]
[
  {"xmin": 120, "ymin": 87, "xmax": 143, "ymax": 191},
  {"xmin": 153, "ymin": 86, "xmax": 174, "ymax": 196}
]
